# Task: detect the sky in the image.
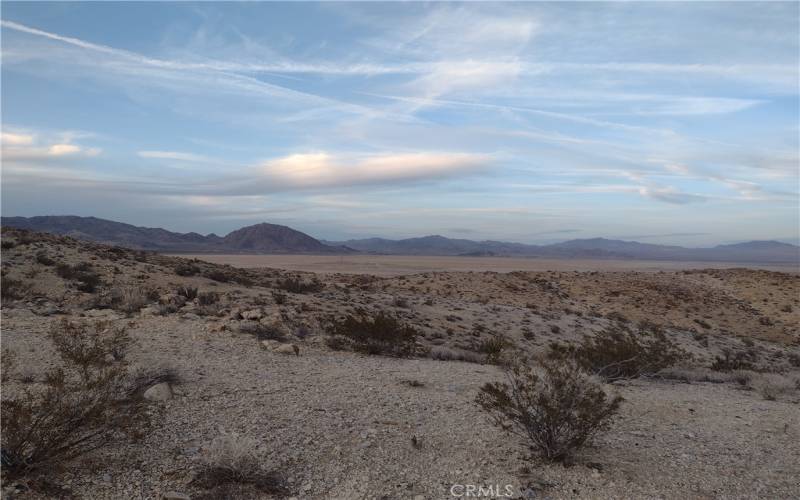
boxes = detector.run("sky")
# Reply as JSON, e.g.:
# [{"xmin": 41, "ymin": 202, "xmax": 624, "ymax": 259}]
[{"xmin": 1, "ymin": 2, "xmax": 798, "ymax": 246}]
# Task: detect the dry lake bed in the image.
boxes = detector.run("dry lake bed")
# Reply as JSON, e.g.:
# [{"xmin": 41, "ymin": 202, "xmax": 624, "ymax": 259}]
[{"xmin": 167, "ymin": 253, "xmax": 799, "ymax": 276}]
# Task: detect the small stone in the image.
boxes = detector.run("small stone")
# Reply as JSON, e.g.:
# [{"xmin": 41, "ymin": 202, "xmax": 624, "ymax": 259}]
[{"xmin": 143, "ymin": 382, "xmax": 173, "ymax": 401}]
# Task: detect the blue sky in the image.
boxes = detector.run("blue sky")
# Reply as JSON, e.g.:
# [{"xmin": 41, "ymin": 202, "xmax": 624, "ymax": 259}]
[{"xmin": 1, "ymin": 2, "xmax": 798, "ymax": 246}]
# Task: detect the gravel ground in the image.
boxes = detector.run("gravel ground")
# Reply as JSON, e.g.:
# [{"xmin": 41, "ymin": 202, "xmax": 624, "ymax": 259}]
[{"xmin": 3, "ymin": 310, "xmax": 799, "ymax": 500}]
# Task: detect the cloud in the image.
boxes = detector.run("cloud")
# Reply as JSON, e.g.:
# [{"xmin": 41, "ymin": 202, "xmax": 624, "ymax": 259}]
[
  {"xmin": 637, "ymin": 186, "xmax": 707, "ymax": 204},
  {"xmin": 2, "ymin": 129, "xmax": 101, "ymax": 160},
  {"xmin": 260, "ymin": 152, "xmax": 490, "ymax": 190},
  {"xmin": 138, "ymin": 150, "xmax": 209, "ymax": 162},
  {"xmin": 1, "ymin": 132, "xmax": 34, "ymax": 145}
]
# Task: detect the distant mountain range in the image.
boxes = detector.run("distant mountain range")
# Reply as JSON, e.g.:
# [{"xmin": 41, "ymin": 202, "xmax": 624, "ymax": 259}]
[
  {"xmin": 2, "ymin": 215, "xmax": 798, "ymax": 263},
  {"xmin": 326, "ymin": 235, "xmax": 800, "ymax": 263},
  {"xmin": 1, "ymin": 216, "xmax": 345, "ymax": 254}
]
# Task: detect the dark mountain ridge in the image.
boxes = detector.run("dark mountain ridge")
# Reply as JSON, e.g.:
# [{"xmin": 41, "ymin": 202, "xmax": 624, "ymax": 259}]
[{"xmin": 1, "ymin": 216, "xmax": 344, "ymax": 254}]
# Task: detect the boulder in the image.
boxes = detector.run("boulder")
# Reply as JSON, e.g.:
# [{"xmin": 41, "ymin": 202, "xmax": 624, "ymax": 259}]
[{"xmin": 143, "ymin": 382, "xmax": 173, "ymax": 401}]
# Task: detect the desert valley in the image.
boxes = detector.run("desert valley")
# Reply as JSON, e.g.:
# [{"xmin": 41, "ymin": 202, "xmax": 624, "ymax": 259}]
[
  {"xmin": 1, "ymin": 221, "xmax": 799, "ymax": 499},
  {"xmin": 2, "ymin": 2, "xmax": 799, "ymax": 499}
]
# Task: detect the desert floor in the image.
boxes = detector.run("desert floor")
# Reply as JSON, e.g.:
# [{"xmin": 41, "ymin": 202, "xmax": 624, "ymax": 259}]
[
  {"xmin": 167, "ymin": 254, "xmax": 800, "ymax": 276},
  {"xmin": 2, "ymin": 228, "xmax": 799, "ymax": 499}
]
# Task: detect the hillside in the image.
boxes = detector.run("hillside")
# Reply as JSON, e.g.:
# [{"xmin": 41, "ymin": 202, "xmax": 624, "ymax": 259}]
[{"xmin": 1, "ymin": 216, "xmax": 346, "ymax": 254}]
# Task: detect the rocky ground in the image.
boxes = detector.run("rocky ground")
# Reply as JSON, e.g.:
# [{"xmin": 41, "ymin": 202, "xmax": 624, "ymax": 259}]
[{"xmin": 1, "ymin": 228, "xmax": 799, "ymax": 499}]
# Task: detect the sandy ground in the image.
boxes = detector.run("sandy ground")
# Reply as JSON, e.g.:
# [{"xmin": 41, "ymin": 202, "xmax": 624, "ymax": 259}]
[{"xmin": 166, "ymin": 254, "xmax": 800, "ymax": 276}]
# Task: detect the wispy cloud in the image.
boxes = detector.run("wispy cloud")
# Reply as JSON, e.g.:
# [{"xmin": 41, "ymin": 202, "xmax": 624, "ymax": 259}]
[{"xmin": 138, "ymin": 150, "xmax": 209, "ymax": 162}]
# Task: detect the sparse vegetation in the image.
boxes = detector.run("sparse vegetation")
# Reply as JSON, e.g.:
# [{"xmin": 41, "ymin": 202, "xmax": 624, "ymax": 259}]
[
  {"xmin": 56, "ymin": 262, "xmax": 103, "ymax": 293},
  {"xmin": 477, "ymin": 358, "xmax": 622, "ymax": 462},
  {"xmin": 192, "ymin": 435, "xmax": 287, "ymax": 495},
  {"xmin": 326, "ymin": 311, "xmax": 422, "ymax": 357},
  {"xmin": 2, "ymin": 275, "xmax": 29, "ymax": 300},
  {"xmin": 240, "ymin": 321, "xmax": 286, "ymax": 342},
  {"xmin": 177, "ymin": 285, "xmax": 199, "ymax": 300},
  {"xmin": 710, "ymin": 348, "xmax": 757, "ymax": 372},
  {"xmin": 276, "ymin": 276, "xmax": 323, "ymax": 294},
  {"xmin": 175, "ymin": 262, "xmax": 200, "ymax": 276},
  {"xmin": 549, "ymin": 326, "xmax": 689, "ymax": 382},
  {"xmin": 0, "ymin": 320, "xmax": 149, "ymax": 480}
]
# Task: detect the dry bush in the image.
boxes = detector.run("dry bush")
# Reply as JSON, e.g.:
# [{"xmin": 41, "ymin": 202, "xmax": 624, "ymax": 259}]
[
  {"xmin": 550, "ymin": 326, "xmax": 688, "ymax": 382},
  {"xmin": 475, "ymin": 336, "xmax": 511, "ymax": 364},
  {"xmin": 477, "ymin": 358, "xmax": 622, "ymax": 462},
  {"xmin": 239, "ymin": 321, "xmax": 286, "ymax": 342},
  {"xmin": 429, "ymin": 346, "xmax": 485, "ymax": 364},
  {"xmin": 276, "ymin": 277, "xmax": 323, "ymax": 294},
  {"xmin": 1, "ymin": 275, "xmax": 29, "ymax": 300},
  {"xmin": 176, "ymin": 285, "xmax": 199, "ymax": 300},
  {"xmin": 326, "ymin": 311, "xmax": 422, "ymax": 357},
  {"xmin": 192, "ymin": 435, "xmax": 286, "ymax": 494},
  {"xmin": 55, "ymin": 263, "xmax": 102, "ymax": 293},
  {"xmin": 1, "ymin": 320, "xmax": 149, "ymax": 480},
  {"xmin": 198, "ymin": 291, "xmax": 220, "ymax": 306},
  {"xmin": 710, "ymin": 348, "xmax": 757, "ymax": 371},
  {"xmin": 125, "ymin": 365, "xmax": 181, "ymax": 398},
  {"xmin": 174, "ymin": 262, "xmax": 200, "ymax": 277},
  {"xmin": 748, "ymin": 373, "xmax": 798, "ymax": 401},
  {"xmin": 271, "ymin": 291, "xmax": 288, "ymax": 305},
  {"xmin": 35, "ymin": 252, "xmax": 55, "ymax": 266},
  {"xmin": 111, "ymin": 286, "xmax": 150, "ymax": 314}
]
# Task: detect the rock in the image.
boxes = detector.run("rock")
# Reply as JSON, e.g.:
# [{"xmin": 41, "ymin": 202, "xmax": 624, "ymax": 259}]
[
  {"xmin": 273, "ymin": 343, "xmax": 300, "ymax": 356},
  {"xmin": 143, "ymin": 382, "xmax": 173, "ymax": 401},
  {"xmin": 162, "ymin": 492, "xmax": 190, "ymax": 500},
  {"xmin": 241, "ymin": 309, "xmax": 264, "ymax": 320}
]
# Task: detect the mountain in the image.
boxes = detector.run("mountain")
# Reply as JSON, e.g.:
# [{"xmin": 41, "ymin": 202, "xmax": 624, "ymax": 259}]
[
  {"xmin": 330, "ymin": 235, "xmax": 800, "ymax": 263},
  {"xmin": 3, "ymin": 216, "xmax": 798, "ymax": 262},
  {"xmin": 1, "ymin": 216, "xmax": 345, "ymax": 254}
]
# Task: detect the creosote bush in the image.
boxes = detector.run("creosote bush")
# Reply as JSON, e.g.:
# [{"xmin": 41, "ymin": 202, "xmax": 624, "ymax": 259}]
[
  {"xmin": 477, "ymin": 358, "xmax": 622, "ymax": 462},
  {"xmin": 326, "ymin": 311, "xmax": 422, "ymax": 357},
  {"xmin": 1, "ymin": 320, "xmax": 149, "ymax": 480},
  {"xmin": 276, "ymin": 277, "xmax": 323, "ymax": 294},
  {"xmin": 55, "ymin": 262, "xmax": 103, "ymax": 293},
  {"xmin": 549, "ymin": 326, "xmax": 688, "ymax": 382},
  {"xmin": 710, "ymin": 348, "xmax": 757, "ymax": 372}
]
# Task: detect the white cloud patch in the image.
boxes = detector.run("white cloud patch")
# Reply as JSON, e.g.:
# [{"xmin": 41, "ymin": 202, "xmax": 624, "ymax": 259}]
[
  {"xmin": 1, "ymin": 132, "xmax": 35, "ymax": 146},
  {"xmin": 261, "ymin": 152, "xmax": 490, "ymax": 189}
]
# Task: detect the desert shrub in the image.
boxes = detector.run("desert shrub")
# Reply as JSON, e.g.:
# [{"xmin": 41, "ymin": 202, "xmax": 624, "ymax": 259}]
[
  {"xmin": 477, "ymin": 358, "xmax": 622, "ymax": 462},
  {"xmin": 192, "ymin": 435, "xmax": 287, "ymax": 494},
  {"xmin": 710, "ymin": 348, "xmax": 756, "ymax": 372},
  {"xmin": 326, "ymin": 312, "xmax": 421, "ymax": 357},
  {"xmin": 550, "ymin": 326, "xmax": 688, "ymax": 382},
  {"xmin": 35, "ymin": 252, "xmax": 55, "ymax": 266},
  {"xmin": 429, "ymin": 346, "xmax": 485, "ymax": 364},
  {"xmin": 788, "ymin": 353, "xmax": 800, "ymax": 368},
  {"xmin": 110, "ymin": 287, "xmax": 150, "ymax": 314},
  {"xmin": 175, "ymin": 263, "xmax": 200, "ymax": 277},
  {"xmin": 205, "ymin": 269, "xmax": 232, "ymax": 283},
  {"xmin": 176, "ymin": 285, "xmax": 199, "ymax": 300},
  {"xmin": 1, "ymin": 275, "xmax": 29, "ymax": 300},
  {"xmin": 56, "ymin": 263, "xmax": 103, "ymax": 293},
  {"xmin": 393, "ymin": 296, "xmax": 410, "ymax": 308},
  {"xmin": 271, "ymin": 291, "xmax": 287, "ymax": 305},
  {"xmin": 1, "ymin": 239, "xmax": 16, "ymax": 250},
  {"xmin": 1, "ymin": 320, "xmax": 148, "ymax": 479},
  {"xmin": 276, "ymin": 277, "xmax": 323, "ymax": 294},
  {"xmin": 239, "ymin": 321, "xmax": 286, "ymax": 342},
  {"xmin": 197, "ymin": 304, "xmax": 224, "ymax": 317},
  {"xmin": 748, "ymin": 373, "xmax": 797, "ymax": 401},
  {"xmin": 475, "ymin": 336, "xmax": 510, "ymax": 364},
  {"xmin": 198, "ymin": 291, "xmax": 220, "ymax": 306},
  {"xmin": 125, "ymin": 365, "xmax": 181, "ymax": 398}
]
